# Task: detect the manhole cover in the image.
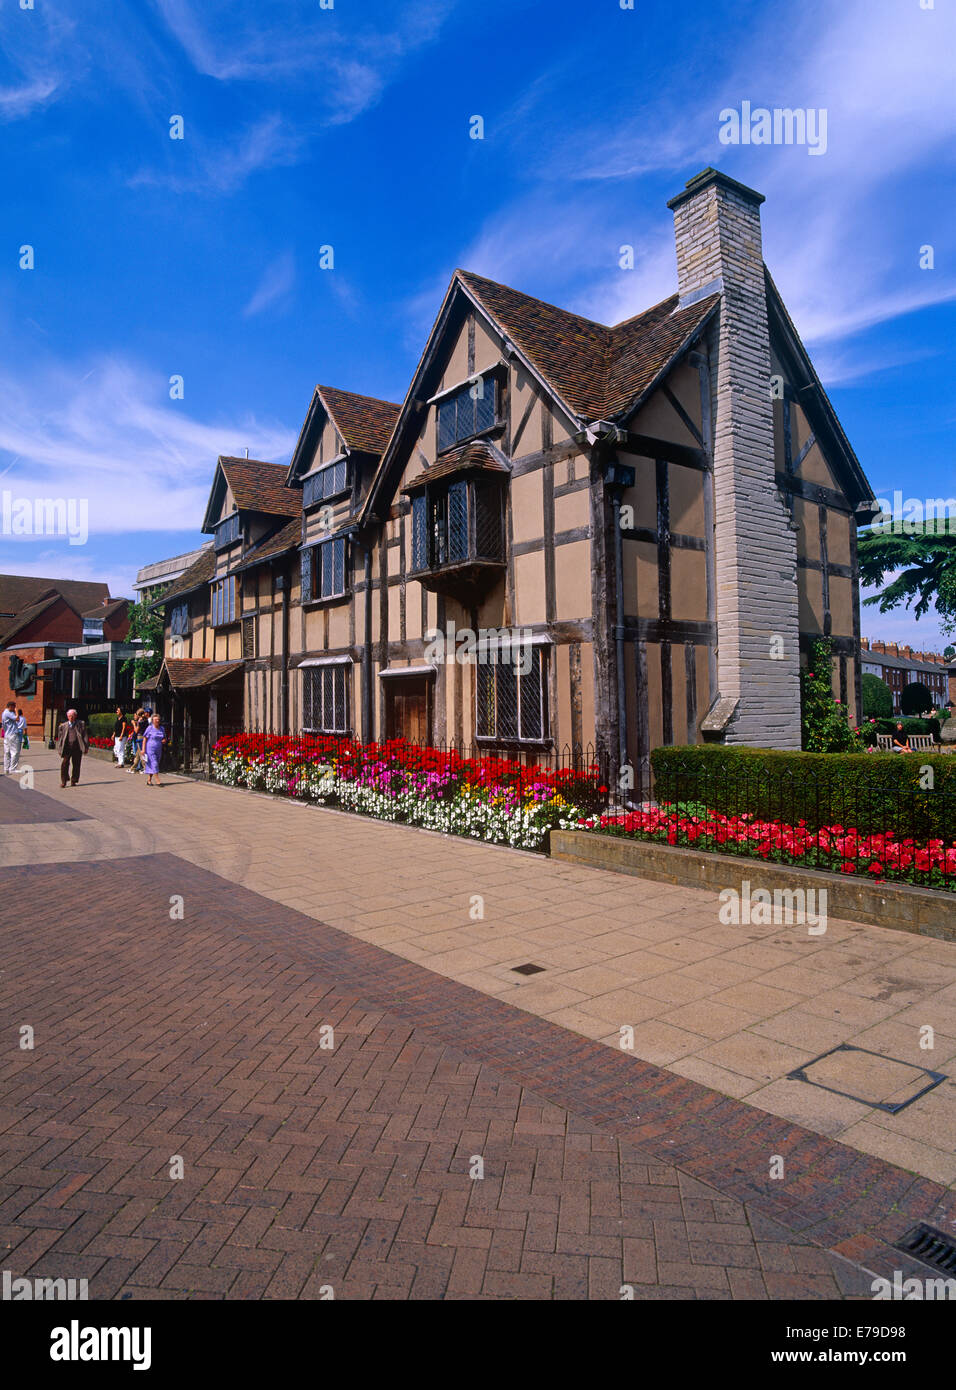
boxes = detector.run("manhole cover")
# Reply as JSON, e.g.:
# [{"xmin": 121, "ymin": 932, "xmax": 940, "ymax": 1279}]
[
  {"xmin": 512, "ymin": 963, "xmax": 546, "ymax": 976},
  {"xmin": 787, "ymin": 1043, "xmax": 946, "ymax": 1114}
]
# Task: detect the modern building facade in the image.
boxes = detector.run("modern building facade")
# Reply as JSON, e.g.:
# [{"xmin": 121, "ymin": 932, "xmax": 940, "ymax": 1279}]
[{"xmin": 151, "ymin": 169, "xmax": 878, "ymax": 774}]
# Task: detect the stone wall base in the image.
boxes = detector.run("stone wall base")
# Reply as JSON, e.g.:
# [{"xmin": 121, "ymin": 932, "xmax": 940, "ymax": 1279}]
[{"xmin": 549, "ymin": 830, "xmax": 956, "ymax": 943}]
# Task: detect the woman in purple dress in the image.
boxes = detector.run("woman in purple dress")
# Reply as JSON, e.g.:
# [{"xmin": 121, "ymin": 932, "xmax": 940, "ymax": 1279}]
[{"xmin": 142, "ymin": 713, "xmax": 167, "ymax": 786}]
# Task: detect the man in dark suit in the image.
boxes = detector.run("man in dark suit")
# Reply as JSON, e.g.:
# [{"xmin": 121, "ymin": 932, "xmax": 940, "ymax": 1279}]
[{"xmin": 55, "ymin": 709, "xmax": 89, "ymax": 787}]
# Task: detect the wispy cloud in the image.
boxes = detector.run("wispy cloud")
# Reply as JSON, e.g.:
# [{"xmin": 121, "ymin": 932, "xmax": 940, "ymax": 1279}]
[
  {"xmin": 446, "ymin": 0, "xmax": 956, "ymax": 362},
  {"xmin": 129, "ymin": 113, "xmax": 306, "ymax": 195},
  {"xmin": 243, "ymin": 251, "xmax": 296, "ymax": 318},
  {"xmin": 151, "ymin": 0, "xmax": 456, "ymax": 124},
  {"xmin": 0, "ymin": 355, "xmax": 295, "ymax": 539}
]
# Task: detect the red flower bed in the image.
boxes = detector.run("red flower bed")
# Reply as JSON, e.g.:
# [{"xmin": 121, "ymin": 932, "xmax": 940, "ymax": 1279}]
[
  {"xmin": 581, "ymin": 804, "xmax": 956, "ymax": 892},
  {"xmin": 89, "ymin": 736, "xmax": 114, "ymax": 749},
  {"xmin": 212, "ymin": 732, "xmax": 605, "ymax": 805}
]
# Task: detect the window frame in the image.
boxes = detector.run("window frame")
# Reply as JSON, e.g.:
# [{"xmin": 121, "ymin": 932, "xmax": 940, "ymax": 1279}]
[
  {"xmin": 213, "ymin": 511, "xmax": 241, "ymax": 551},
  {"xmin": 210, "ymin": 574, "xmax": 237, "ymax": 627},
  {"xmin": 409, "ymin": 476, "xmax": 503, "ymax": 574},
  {"xmin": 475, "ymin": 643, "xmax": 550, "ymax": 747},
  {"xmin": 301, "ymin": 535, "xmax": 349, "ymax": 604},
  {"xmin": 302, "ymin": 457, "xmax": 350, "ymax": 510},
  {"xmin": 301, "ymin": 662, "xmax": 351, "ymax": 735},
  {"xmin": 169, "ymin": 601, "xmax": 189, "ymax": 637},
  {"xmin": 436, "ymin": 372, "xmax": 499, "ymax": 454}
]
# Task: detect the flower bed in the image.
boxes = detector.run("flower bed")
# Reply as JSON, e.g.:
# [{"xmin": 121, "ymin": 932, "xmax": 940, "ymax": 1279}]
[
  {"xmin": 580, "ymin": 804, "xmax": 956, "ymax": 893},
  {"xmin": 210, "ymin": 733, "xmax": 605, "ymax": 851}
]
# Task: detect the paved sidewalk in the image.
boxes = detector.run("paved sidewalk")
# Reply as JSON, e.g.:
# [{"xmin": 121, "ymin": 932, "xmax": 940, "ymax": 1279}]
[
  {"xmin": 2, "ymin": 853, "xmax": 948, "ymax": 1300},
  {"xmin": 1, "ymin": 750, "xmax": 955, "ymax": 1191}
]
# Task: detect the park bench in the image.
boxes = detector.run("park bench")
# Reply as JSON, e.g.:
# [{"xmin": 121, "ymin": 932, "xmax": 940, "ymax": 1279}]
[{"xmin": 875, "ymin": 733, "xmax": 936, "ymax": 752}]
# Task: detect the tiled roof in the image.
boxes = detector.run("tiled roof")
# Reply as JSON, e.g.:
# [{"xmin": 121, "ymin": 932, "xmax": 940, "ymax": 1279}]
[
  {"xmin": 0, "ymin": 593, "xmax": 62, "ymax": 646},
  {"xmin": 861, "ymin": 652, "xmax": 950, "ymax": 677},
  {"xmin": 236, "ymin": 517, "xmax": 302, "ymax": 571},
  {"xmin": 152, "ymin": 547, "xmax": 216, "ymax": 607},
  {"xmin": 402, "ymin": 441, "xmax": 511, "ymax": 493},
  {"xmin": 219, "ymin": 458, "xmax": 299, "ymax": 518},
  {"xmin": 317, "ymin": 386, "xmax": 400, "ymax": 456},
  {"xmin": 457, "ymin": 271, "xmax": 718, "ymax": 421},
  {"xmin": 144, "ymin": 658, "xmax": 246, "ymax": 690},
  {"xmin": 0, "ymin": 574, "xmax": 108, "ymax": 617},
  {"xmin": 81, "ymin": 598, "xmax": 129, "ymax": 620}
]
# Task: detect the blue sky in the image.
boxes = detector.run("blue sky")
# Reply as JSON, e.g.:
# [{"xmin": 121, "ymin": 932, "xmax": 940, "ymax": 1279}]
[{"xmin": 1, "ymin": 0, "xmax": 954, "ymax": 648}]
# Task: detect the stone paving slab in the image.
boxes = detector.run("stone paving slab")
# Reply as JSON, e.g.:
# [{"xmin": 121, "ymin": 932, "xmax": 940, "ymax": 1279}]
[
  {"xmin": 0, "ymin": 771, "xmax": 89, "ymax": 826},
  {"xmin": 1, "ymin": 853, "xmax": 952, "ymax": 1300}
]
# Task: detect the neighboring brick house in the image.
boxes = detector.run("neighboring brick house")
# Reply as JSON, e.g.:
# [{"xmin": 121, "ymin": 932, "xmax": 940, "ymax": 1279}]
[
  {"xmin": 0, "ymin": 575, "xmax": 132, "ymax": 736},
  {"xmin": 860, "ymin": 639, "xmax": 953, "ymax": 714},
  {"xmin": 155, "ymin": 168, "xmax": 878, "ymax": 773}
]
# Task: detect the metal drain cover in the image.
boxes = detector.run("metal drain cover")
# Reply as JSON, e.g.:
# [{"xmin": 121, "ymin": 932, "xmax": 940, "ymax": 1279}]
[
  {"xmin": 895, "ymin": 1224, "xmax": 956, "ymax": 1276},
  {"xmin": 512, "ymin": 963, "xmax": 545, "ymax": 976}
]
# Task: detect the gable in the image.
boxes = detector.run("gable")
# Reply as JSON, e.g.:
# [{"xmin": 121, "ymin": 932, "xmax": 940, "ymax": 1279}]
[{"xmin": 765, "ymin": 271, "xmax": 875, "ymax": 516}]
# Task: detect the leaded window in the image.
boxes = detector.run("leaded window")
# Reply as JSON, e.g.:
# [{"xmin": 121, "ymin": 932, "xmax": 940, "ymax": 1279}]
[
  {"xmin": 303, "ymin": 459, "xmax": 348, "ymax": 509},
  {"xmin": 437, "ymin": 375, "xmax": 497, "ymax": 452},
  {"xmin": 169, "ymin": 601, "xmax": 189, "ymax": 636},
  {"xmin": 302, "ymin": 664, "xmax": 350, "ymax": 734},
  {"xmin": 476, "ymin": 645, "xmax": 548, "ymax": 744},
  {"xmin": 214, "ymin": 512, "xmax": 240, "ymax": 550},
  {"xmin": 301, "ymin": 537, "xmax": 348, "ymax": 602},
  {"xmin": 210, "ymin": 575, "xmax": 236, "ymax": 626}
]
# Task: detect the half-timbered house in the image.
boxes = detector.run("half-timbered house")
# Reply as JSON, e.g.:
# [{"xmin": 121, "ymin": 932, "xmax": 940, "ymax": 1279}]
[{"xmin": 152, "ymin": 169, "xmax": 878, "ymax": 773}]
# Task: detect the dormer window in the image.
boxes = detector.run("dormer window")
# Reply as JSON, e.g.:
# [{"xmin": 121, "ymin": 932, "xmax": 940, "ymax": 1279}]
[
  {"xmin": 213, "ymin": 512, "xmax": 240, "ymax": 550},
  {"xmin": 437, "ymin": 374, "xmax": 497, "ymax": 452},
  {"xmin": 303, "ymin": 458, "xmax": 348, "ymax": 509}
]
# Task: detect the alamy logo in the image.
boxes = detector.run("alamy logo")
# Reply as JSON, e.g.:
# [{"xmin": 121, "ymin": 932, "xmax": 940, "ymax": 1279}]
[
  {"xmin": 719, "ymin": 101, "xmax": 827, "ymax": 156},
  {"xmin": 1, "ymin": 491, "xmax": 88, "ymax": 545},
  {"xmin": 870, "ymin": 491, "xmax": 955, "ymax": 535},
  {"xmin": 718, "ymin": 880, "xmax": 827, "ymax": 934},
  {"xmin": 50, "ymin": 1321, "xmax": 151, "ymax": 1371},
  {"xmin": 871, "ymin": 1271, "xmax": 956, "ymax": 1300},
  {"xmin": 423, "ymin": 622, "xmax": 534, "ymax": 676},
  {"xmin": 3, "ymin": 1269, "xmax": 89, "ymax": 1300}
]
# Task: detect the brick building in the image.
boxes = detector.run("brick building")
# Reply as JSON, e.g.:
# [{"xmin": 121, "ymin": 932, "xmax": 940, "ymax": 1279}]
[
  {"xmin": 0, "ymin": 575, "xmax": 134, "ymax": 737},
  {"xmin": 860, "ymin": 638, "xmax": 955, "ymax": 714}
]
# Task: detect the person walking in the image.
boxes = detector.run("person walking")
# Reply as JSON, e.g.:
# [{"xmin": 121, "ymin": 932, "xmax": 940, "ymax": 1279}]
[
  {"xmin": 129, "ymin": 708, "xmax": 149, "ymax": 774},
  {"xmin": 112, "ymin": 707, "xmax": 132, "ymax": 767},
  {"xmin": 2, "ymin": 701, "xmax": 26, "ymax": 774},
  {"xmin": 56, "ymin": 708, "xmax": 89, "ymax": 787},
  {"xmin": 141, "ymin": 712, "xmax": 168, "ymax": 786}
]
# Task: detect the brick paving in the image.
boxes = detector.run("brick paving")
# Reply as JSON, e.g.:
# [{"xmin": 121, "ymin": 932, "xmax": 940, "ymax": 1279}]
[
  {"xmin": 1, "ymin": 853, "xmax": 953, "ymax": 1300},
  {"xmin": 0, "ymin": 770, "xmax": 89, "ymax": 825}
]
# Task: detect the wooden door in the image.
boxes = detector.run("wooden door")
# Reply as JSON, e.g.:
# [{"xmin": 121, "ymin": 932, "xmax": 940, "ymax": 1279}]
[{"xmin": 385, "ymin": 677, "xmax": 430, "ymax": 743}]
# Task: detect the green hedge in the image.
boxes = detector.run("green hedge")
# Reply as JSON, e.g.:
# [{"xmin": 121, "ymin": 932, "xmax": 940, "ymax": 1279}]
[
  {"xmin": 87, "ymin": 713, "xmax": 116, "ymax": 737},
  {"xmin": 651, "ymin": 743, "xmax": 956, "ymax": 840}
]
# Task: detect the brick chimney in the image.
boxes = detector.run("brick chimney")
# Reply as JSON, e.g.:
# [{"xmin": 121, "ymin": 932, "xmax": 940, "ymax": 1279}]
[
  {"xmin": 668, "ymin": 169, "xmax": 801, "ymax": 749},
  {"xmin": 861, "ymin": 637, "xmax": 870, "ymax": 651}
]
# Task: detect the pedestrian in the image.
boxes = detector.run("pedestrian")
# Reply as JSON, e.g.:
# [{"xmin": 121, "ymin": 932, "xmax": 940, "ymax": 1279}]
[
  {"xmin": 112, "ymin": 707, "xmax": 132, "ymax": 767},
  {"xmin": 891, "ymin": 722, "xmax": 911, "ymax": 753},
  {"xmin": 129, "ymin": 708, "xmax": 149, "ymax": 774},
  {"xmin": 142, "ymin": 712, "xmax": 168, "ymax": 787},
  {"xmin": 2, "ymin": 700, "xmax": 26, "ymax": 774},
  {"xmin": 55, "ymin": 708, "xmax": 89, "ymax": 787}
]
